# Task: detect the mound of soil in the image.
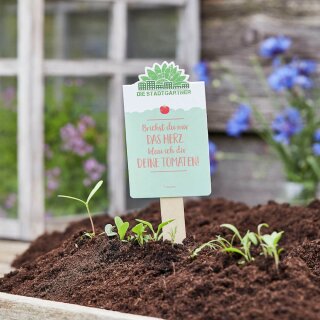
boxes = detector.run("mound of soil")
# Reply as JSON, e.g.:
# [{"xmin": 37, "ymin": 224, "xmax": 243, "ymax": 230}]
[{"xmin": 2, "ymin": 198, "xmax": 320, "ymax": 320}]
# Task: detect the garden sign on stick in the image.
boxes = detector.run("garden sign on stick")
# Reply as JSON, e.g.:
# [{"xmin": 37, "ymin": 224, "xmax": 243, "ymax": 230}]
[{"xmin": 123, "ymin": 61, "xmax": 211, "ymax": 243}]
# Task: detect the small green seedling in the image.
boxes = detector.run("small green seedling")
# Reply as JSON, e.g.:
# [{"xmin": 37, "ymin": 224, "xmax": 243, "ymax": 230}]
[
  {"xmin": 115, "ymin": 217, "xmax": 130, "ymax": 241},
  {"xmin": 191, "ymin": 224, "xmax": 258, "ymax": 263},
  {"xmin": 135, "ymin": 219, "xmax": 174, "ymax": 241},
  {"xmin": 191, "ymin": 236, "xmax": 227, "ymax": 258},
  {"xmin": 256, "ymin": 223, "xmax": 269, "ymax": 257},
  {"xmin": 105, "ymin": 216, "xmax": 130, "ymax": 241},
  {"xmin": 169, "ymin": 226, "xmax": 177, "ymax": 245},
  {"xmin": 260, "ymin": 231, "xmax": 284, "ymax": 271},
  {"xmin": 191, "ymin": 222, "xmax": 284, "ymax": 270},
  {"xmin": 220, "ymin": 224, "xmax": 258, "ymax": 263},
  {"xmin": 131, "ymin": 222, "xmax": 149, "ymax": 246},
  {"xmin": 105, "ymin": 224, "xmax": 117, "ymax": 237},
  {"xmin": 58, "ymin": 180, "xmax": 103, "ymax": 238}
]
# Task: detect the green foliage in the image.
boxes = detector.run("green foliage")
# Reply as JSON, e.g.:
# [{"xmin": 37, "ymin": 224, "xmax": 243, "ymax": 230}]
[
  {"xmin": 192, "ymin": 223, "xmax": 284, "ymax": 270},
  {"xmin": 0, "ymin": 92, "xmax": 17, "ymax": 217},
  {"xmin": 104, "ymin": 217, "xmax": 175, "ymax": 246},
  {"xmin": 58, "ymin": 180, "xmax": 103, "ymax": 237},
  {"xmin": 260, "ymin": 230, "xmax": 284, "ymax": 270},
  {"xmin": 135, "ymin": 218, "xmax": 174, "ymax": 241},
  {"xmin": 169, "ymin": 226, "xmax": 177, "ymax": 245},
  {"xmin": 0, "ymin": 80, "xmax": 108, "ymax": 218},
  {"xmin": 104, "ymin": 224, "xmax": 117, "ymax": 237},
  {"xmin": 131, "ymin": 223, "xmax": 149, "ymax": 246},
  {"xmin": 220, "ymin": 224, "xmax": 258, "ymax": 263},
  {"xmin": 44, "ymin": 80, "xmax": 108, "ymax": 216},
  {"xmin": 114, "ymin": 217, "xmax": 130, "ymax": 241}
]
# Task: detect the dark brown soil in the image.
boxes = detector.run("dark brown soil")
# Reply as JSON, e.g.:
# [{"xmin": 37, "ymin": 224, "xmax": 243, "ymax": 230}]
[{"xmin": 2, "ymin": 198, "xmax": 320, "ymax": 320}]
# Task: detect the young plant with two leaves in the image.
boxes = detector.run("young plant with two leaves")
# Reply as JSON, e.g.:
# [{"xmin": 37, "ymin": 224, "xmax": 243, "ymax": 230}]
[
  {"xmin": 191, "ymin": 223, "xmax": 284, "ymax": 270},
  {"xmin": 58, "ymin": 180, "xmax": 103, "ymax": 238}
]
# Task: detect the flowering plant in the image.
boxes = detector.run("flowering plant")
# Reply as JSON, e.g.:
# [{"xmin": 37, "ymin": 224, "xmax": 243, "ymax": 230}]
[
  {"xmin": 222, "ymin": 36, "xmax": 319, "ymax": 202},
  {"xmin": 45, "ymin": 81, "xmax": 108, "ymax": 216}
]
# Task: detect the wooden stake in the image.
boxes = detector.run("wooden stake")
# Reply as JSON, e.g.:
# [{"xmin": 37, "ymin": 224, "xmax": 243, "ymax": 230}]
[{"xmin": 160, "ymin": 197, "xmax": 186, "ymax": 244}]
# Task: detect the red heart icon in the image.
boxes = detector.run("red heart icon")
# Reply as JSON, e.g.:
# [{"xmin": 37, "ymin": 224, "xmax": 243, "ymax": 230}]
[{"xmin": 160, "ymin": 106, "xmax": 170, "ymax": 114}]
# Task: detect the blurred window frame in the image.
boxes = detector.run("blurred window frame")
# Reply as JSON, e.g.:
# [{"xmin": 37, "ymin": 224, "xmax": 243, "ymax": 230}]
[{"xmin": 0, "ymin": 0, "xmax": 200, "ymax": 240}]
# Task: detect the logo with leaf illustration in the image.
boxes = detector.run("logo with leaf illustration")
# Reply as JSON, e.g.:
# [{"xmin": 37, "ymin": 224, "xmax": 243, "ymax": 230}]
[{"xmin": 138, "ymin": 61, "xmax": 190, "ymax": 91}]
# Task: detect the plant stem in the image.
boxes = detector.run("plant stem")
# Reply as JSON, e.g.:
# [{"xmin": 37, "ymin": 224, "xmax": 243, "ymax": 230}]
[
  {"xmin": 85, "ymin": 203, "xmax": 95, "ymax": 235},
  {"xmin": 273, "ymin": 250, "xmax": 279, "ymax": 272}
]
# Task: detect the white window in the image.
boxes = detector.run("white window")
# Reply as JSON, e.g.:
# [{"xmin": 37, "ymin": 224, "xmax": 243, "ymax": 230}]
[{"xmin": 0, "ymin": 0, "xmax": 200, "ymax": 240}]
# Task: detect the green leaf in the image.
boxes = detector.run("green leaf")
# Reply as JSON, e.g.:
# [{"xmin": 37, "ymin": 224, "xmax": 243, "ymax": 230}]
[
  {"xmin": 136, "ymin": 219, "xmax": 155, "ymax": 235},
  {"xmin": 261, "ymin": 234, "xmax": 273, "ymax": 247},
  {"xmin": 223, "ymin": 247, "xmax": 246, "ymax": 258},
  {"xmin": 156, "ymin": 219, "xmax": 174, "ymax": 239},
  {"xmin": 139, "ymin": 75, "xmax": 149, "ymax": 82},
  {"xmin": 115, "ymin": 216, "xmax": 129, "ymax": 240},
  {"xmin": 161, "ymin": 62, "xmax": 168, "ymax": 73},
  {"xmin": 271, "ymin": 231, "xmax": 284, "ymax": 246},
  {"xmin": 105, "ymin": 224, "xmax": 117, "ymax": 237},
  {"xmin": 86, "ymin": 180, "xmax": 103, "ymax": 204},
  {"xmin": 165, "ymin": 65, "xmax": 173, "ymax": 79},
  {"xmin": 221, "ymin": 224, "xmax": 242, "ymax": 241},
  {"xmin": 154, "ymin": 64, "xmax": 162, "ymax": 74},
  {"xmin": 132, "ymin": 222, "xmax": 145, "ymax": 235},
  {"xmin": 257, "ymin": 223, "xmax": 269, "ymax": 236},
  {"xmin": 175, "ymin": 75, "xmax": 187, "ymax": 83},
  {"xmin": 248, "ymin": 232, "xmax": 258, "ymax": 245},
  {"xmin": 58, "ymin": 195, "xmax": 86, "ymax": 205},
  {"xmin": 147, "ymin": 69, "xmax": 157, "ymax": 80},
  {"xmin": 307, "ymin": 156, "xmax": 320, "ymax": 180},
  {"xmin": 172, "ymin": 70, "xmax": 182, "ymax": 82}
]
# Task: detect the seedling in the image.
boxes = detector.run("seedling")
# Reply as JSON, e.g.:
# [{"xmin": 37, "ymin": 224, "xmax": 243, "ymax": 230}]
[
  {"xmin": 135, "ymin": 219, "xmax": 174, "ymax": 241},
  {"xmin": 256, "ymin": 223, "xmax": 269, "ymax": 257},
  {"xmin": 220, "ymin": 224, "xmax": 258, "ymax": 263},
  {"xmin": 169, "ymin": 226, "xmax": 177, "ymax": 245},
  {"xmin": 105, "ymin": 217, "xmax": 130, "ymax": 241},
  {"xmin": 131, "ymin": 222, "xmax": 149, "ymax": 246},
  {"xmin": 191, "ymin": 236, "xmax": 228, "ymax": 258},
  {"xmin": 58, "ymin": 180, "xmax": 103, "ymax": 238},
  {"xmin": 260, "ymin": 231, "xmax": 284, "ymax": 271},
  {"xmin": 191, "ymin": 223, "xmax": 284, "ymax": 270}
]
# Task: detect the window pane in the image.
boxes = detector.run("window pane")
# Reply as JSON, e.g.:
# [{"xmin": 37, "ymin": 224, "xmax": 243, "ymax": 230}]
[
  {"xmin": 45, "ymin": 1, "xmax": 110, "ymax": 59},
  {"xmin": 0, "ymin": 0, "xmax": 17, "ymax": 58},
  {"xmin": 0, "ymin": 78, "xmax": 18, "ymax": 218},
  {"xmin": 127, "ymin": 7, "xmax": 178, "ymax": 59},
  {"xmin": 45, "ymin": 77, "xmax": 109, "ymax": 217}
]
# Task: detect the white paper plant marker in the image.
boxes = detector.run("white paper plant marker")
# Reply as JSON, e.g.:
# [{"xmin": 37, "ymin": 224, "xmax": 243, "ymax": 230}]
[{"xmin": 123, "ymin": 61, "xmax": 211, "ymax": 244}]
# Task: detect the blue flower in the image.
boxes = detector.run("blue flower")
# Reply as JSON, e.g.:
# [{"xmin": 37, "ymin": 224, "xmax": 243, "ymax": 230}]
[
  {"xmin": 268, "ymin": 65, "xmax": 298, "ymax": 91},
  {"xmin": 313, "ymin": 143, "xmax": 320, "ymax": 156},
  {"xmin": 272, "ymin": 107, "xmax": 303, "ymax": 144},
  {"xmin": 209, "ymin": 141, "xmax": 218, "ymax": 175},
  {"xmin": 194, "ymin": 62, "xmax": 209, "ymax": 83},
  {"xmin": 314, "ymin": 129, "xmax": 320, "ymax": 142},
  {"xmin": 268, "ymin": 64, "xmax": 315, "ymax": 91},
  {"xmin": 226, "ymin": 104, "xmax": 251, "ymax": 137},
  {"xmin": 259, "ymin": 36, "xmax": 291, "ymax": 58},
  {"xmin": 268, "ymin": 59, "xmax": 316, "ymax": 91},
  {"xmin": 290, "ymin": 59, "xmax": 317, "ymax": 76}
]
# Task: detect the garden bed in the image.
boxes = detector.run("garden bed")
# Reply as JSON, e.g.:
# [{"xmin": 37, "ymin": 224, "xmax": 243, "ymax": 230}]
[{"xmin": 1, "ymin": 198, "xmax": 320, "ymax": 319}]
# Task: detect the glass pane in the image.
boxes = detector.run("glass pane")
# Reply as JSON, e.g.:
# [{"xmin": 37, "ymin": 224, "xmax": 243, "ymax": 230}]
[
  {"xmin": 45, "ymin": 77, "xmax": 109, "ymax": 217},
  {"xmin": 0, "ymin": 78, "xmax": 18, "ymax": 218},
  {"xmin": 45, "ymin": 1, "xmax": 110, "ymax": 59},
  {"xmin": 127, "ymin": 7, "xmax": 178, "ymax": 59},
  {"xmin": 0, "ymin": 0, "xmax": 17, "ymax": 57}
]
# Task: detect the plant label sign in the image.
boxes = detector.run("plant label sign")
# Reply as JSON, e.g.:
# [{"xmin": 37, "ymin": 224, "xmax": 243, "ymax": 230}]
[{"xmin": 123, "ymin": 61, "xmax": 211, "ymax": 243}]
